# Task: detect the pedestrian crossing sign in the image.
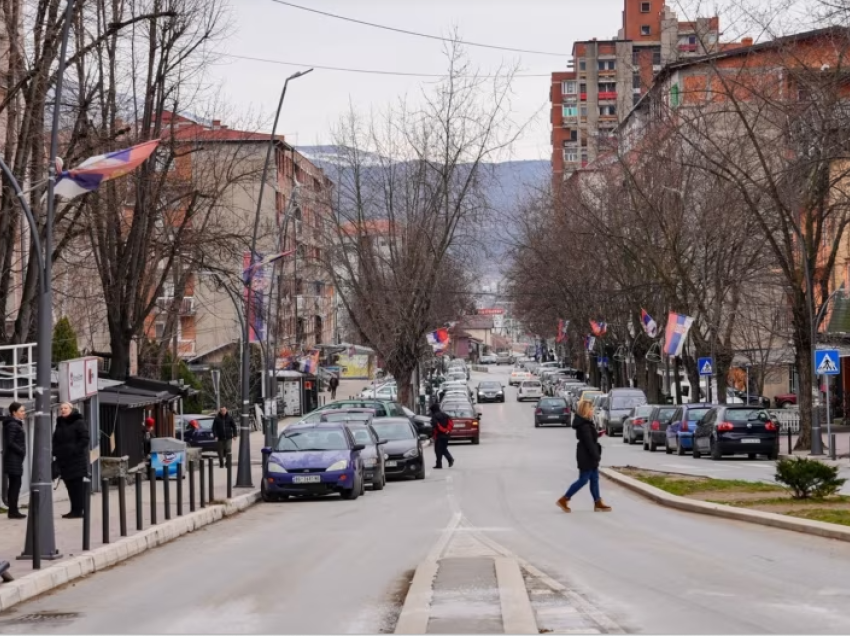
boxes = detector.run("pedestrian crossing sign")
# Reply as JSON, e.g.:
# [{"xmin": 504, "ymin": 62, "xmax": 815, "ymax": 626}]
[
  {"xmin": 815, "ymin": 349, "xmax": 840, "ymax": 376},
  {"xmin": 698, "ymin": 357, "xmax": 713, "ymax": 376}
]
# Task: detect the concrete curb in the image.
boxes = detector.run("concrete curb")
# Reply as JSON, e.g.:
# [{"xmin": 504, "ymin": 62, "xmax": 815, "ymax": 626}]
[
  {"xmin": 494, "ymin": 557, "xmax": 538, "ymax": 634},
  {"xmin": 601, "ymin": 468, "xmax": 850, "ymax": 543},
  {"xmin": 394, "ymin": 561, "xmax": 438, "ymax": 634},
  {"xmin": 0, "ymin": 489, "xmax": 261, "ymax": 614}
]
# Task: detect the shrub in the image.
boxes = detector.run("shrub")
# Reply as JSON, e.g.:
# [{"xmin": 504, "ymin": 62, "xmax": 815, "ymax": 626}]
[
  {"xmin": 775, "ymin": 457, "xmax": 846, "ymax": 499},
  {"xmin": 52, "ymin": 316, "xmax": 80, "ymax": 364}
]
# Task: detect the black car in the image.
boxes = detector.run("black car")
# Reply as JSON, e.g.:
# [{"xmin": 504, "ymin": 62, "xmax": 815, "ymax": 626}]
[
  {"xmin": 179, "ymin": 414, "xmax": 217, "ymax": 451},
  {"xmin": 534, "ymin": 397, "xmax": 570, "ymax": 427},
  {"xmin": 643, "ymin": 405, "xmax": 679, "ymax": 452},
  {"xmin": 693, "ymin": 405, "xmax": 779, "ymax": 460},
  {"xmin": 477, "ymin": 380, "xmax": 505, "ymax": 403},
  {"xmin": 342, "ymin": 421, "xmax": 388, "ymax": 490},
  {"xmin": 371, "ymin": 417, "xmax": 427, "ymax": 480}
]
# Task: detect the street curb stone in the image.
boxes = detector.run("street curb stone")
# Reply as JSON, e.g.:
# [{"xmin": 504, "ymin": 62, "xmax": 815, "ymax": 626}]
[
  {"xmin": 0, "ymin": 489, "xmax": 261, "ymax": 614},
  {"xmin": 601, "ymin": 467, "xmax": 850, "ymax": 543}
]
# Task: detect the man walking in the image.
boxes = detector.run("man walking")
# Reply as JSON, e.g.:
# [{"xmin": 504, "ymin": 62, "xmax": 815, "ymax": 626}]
[
  {"xmin": 212, "ymin": 407, "xmax": 238, "ymax": 469},
  {"xmin": 430, "ymin": 403, "xmax": 454, "ymax": 469},
  {"xmin": 329, "ymin": 374, "xmax": 339, "ymax": 400}
]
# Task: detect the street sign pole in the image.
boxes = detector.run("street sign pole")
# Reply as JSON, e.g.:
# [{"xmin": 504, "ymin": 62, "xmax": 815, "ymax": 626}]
[
  {"xmin": 826, "ymin": 379, "xmax": 832, "ymax": 458},
  {"xmin": 813, "ymin": 349, "xmax": 840, "ymax": 456}
]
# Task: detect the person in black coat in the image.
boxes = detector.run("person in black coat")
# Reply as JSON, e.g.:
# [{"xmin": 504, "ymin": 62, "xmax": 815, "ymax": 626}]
[
  {"xmin": 430, "ymin": 403, "xmax": 454, "ymax": 469},
  {"xmin": 212, "ymin": 407, "xmax": 238, "ymax": 468},
  {"xmin": 556, "ymin": 400, "xmax": 611, "ymax": 513},
  {"xmin": 52, "ymin": 402, "xmax": 90, "ymax": 519},
  {"xmin": 2, "ymin": 402, "xmax": 27, "ymax": 519}
]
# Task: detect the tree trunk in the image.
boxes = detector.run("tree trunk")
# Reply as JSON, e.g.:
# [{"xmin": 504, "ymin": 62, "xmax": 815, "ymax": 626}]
[
  {"xmin": 794, "ymin": 341, "xmax": 815, "ymax": 450},
  {"xmin": 108, "ymin": 324, "xmax": 132, "ymax": 380}
]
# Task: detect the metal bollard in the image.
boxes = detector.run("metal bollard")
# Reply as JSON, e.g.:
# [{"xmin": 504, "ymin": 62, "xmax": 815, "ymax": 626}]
[
  {"xmin": 101, "ymin": 478, "xmax": 110, "ymax": 545},
  {"xmin": 176, "ymin": 462, "xmax": 183, "ymax": 516},
  {"xmin": 163, "ymin": 465, "xmax": 171, "ymax": 521},
  {"xmin": 830, "ymin": 433, "xmax": 837, "ymax": 461},
  {"xmin": 208, "ymin": 457, "xmax": 215, "ymax": 502},
  {"xmin": 83, "ymin": 479, "xmax": 91, "ymax": 551},
  {"xmin": 787, "ymin": 428, "xmax": 792, "ymax": 455},
  {"xmin": 226, "ymin": 453, "xmax": 233, "ymax": 499},
  {"xmin": 30, "ymin": 489, "xmax": 40, "ymax": 570},
  {"xmin": 135, "ymin": 473, "xmax": 143, "ymax": 531},
  {"xmin": 148, "ymin": 465, "xmax": 157, "ymax": 525},
  {"xmin": 118, "ymin": 476, "xmax": 127, "ymax": 537},
  {"xmin": 189, "ymin": 460, "xmax": 196, "ymax": 512},
  {"xmin": 199, "ymin": 459, "xmax": 206, "ymax": 508}
]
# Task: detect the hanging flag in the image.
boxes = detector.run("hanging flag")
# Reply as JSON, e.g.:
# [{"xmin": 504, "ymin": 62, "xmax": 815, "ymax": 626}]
[
  {"xmin": 556, "ymin": 319, "xmax": 569, "ymax": 343},
  {"xmin": 426, "ymin": 328, "xmax": 450, "ymax": 347},
  {"xmin": 663, "ymin": 312, "xmax": 694, "ymax": 357},
  {"xmin": 641, "ymin": 309, "xmax": 658, "ymax": 338},
  {"xmin": 590, "ymin": 320, "xmax": 607, "ymax": 337},
  {"xmin": 584, "ymin": 335, "xmax": 596, "ymax": 351},
  {"xmin": 54, "ymin": 139, "xmax": 161, "ymax": 199},
  {"xmin": 300, "ymin": 349, "xmax": 321, "ymax": 374},
  {"xmin": 243, "ymin": 249, "xmax": 296, "ymax": 276}
]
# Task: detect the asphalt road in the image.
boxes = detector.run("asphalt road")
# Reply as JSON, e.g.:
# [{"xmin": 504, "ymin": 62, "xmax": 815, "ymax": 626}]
[{"xmin": 3, "ymin": 366, "xmax": 850, "ymax": 634}]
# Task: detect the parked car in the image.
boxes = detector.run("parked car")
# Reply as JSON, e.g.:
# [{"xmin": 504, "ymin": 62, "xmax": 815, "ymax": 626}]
[
  {"xmin": 439, "ymin": 381, "xmax": 473, "ymax": 402},
  {"xmin": 441, "ymin": 402, "xmax": 481, "ymax": 444},
  {"xmin": 591, "ymin": 395, "xmax": 608, "ymax": 431},
  {"xmin": 495, "ymin": 352, "xmax": 514, "ymax": 365},
  {"xmin": 371, "ymin": 417, "xmax": 427, "ymax": 480},
  {"xmin": 442, "ymin": 389, "xmax": 472, "ymax": 405},
  {"xmin": 774, "ymin": 393, "xmax": 797, "ymax": 409},
  {"xmin": 261, "ymin": 422, "xmax": 367, "ymax": 501},
  {"xmin": 534, "ymin": 397, "xmax": 570, "ymax": 427},
  {"xmin": 179, "ymin": 413, "xmax": 217, "ymax": 451},
  {"xmin": 401, "ymin": 406, "xmax": 434, "ymax": 438},
  {"xmin": 622, "ymin": 405, "xmax": 655, "ymax": 445},
  {"xmin": 360, "ymin": 382, "xmax": 398, "ymax": 401},
  {"xmin": 297, "ymin": 399, "xmax": 407, "ymax": 425},
  {"xmin": 534, "ymin": 362, "xmax": 561, "ymax": 376},
  {"xmin": 509, "ymin": 369, "xmax": 532, "ymax": 386},
  {"xmin": 693, "ymin": 405, "xmax": 779, "ymax": 460},
  {"xmin": 664, "ymin": 403, "xmax": 713, "ymax": 455},
  {"xmin": 518, "ymin": 379, "xmax": 544, "ymax": 402},
  {"xmin": 477, "ymin": 380, "xmax": 505, "ymax": 403},
  {"xmin": 643, "ymin": 404, "xmax": 679, "ymax": 452},
  {"xmin": 600, "ymin": 389, "xmax": 648, "ymax": 437},
  {"xmin": 575, "ymin": 389, "xmax": 602, "ymax": 412},
  {"xmin": 339, "ymin": 421, "xmax": 387, "ymax": 490},
  {"xmin": 479, "ymin": 353, "xmax": 498, "ymax": 365}
]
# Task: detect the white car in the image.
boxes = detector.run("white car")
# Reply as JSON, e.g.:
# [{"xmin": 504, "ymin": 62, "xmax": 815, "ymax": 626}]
[
  {"xmin": 509, "ymin": 370, "xmax": 531, "ymax": 386},
  {"xmin": 360, "ymin": 383, "xmax": 397, "ymax": 400},
  {"xmin": 518, "ymin": 380, "xmax": 543, "ymax": 402},
  {"xmin": 479, "ymin": 354, "xmax": 498, "ymax": 364}
]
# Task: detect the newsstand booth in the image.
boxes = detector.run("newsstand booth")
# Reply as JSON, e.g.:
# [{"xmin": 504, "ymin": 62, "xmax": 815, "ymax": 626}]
[{"xmin": 275, "ymin": 370, "xmax": 319, "ymax": 417}]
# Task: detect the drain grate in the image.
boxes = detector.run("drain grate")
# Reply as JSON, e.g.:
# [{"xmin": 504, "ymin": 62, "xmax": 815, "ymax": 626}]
[{"xmin": 2, "ymin": 611, "xmax": 79, "ymax": 625}]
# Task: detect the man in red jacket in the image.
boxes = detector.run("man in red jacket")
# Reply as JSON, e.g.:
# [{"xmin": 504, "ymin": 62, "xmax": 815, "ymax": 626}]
[{"xmin": 430, "ymin": 403, "xmax": 455, "ymax": 469}]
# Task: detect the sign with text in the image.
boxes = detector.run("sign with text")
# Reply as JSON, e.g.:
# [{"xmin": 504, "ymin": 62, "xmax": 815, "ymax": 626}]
[
  {"xmin": 59, "ymin": 356, "xmax": 99, "ymax": 403},
  {"xmin": 477, "ymin": 308, "xmax": 504, "ymax": 316}
]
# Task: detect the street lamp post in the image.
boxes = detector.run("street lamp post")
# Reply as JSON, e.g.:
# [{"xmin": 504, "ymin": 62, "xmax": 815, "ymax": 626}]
[{"xmin": 237, "ymin": 69, "xmax": 313, "ymax": 488}]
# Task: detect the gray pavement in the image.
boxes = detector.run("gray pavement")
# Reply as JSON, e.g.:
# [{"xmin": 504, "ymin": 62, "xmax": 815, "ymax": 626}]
[{"xmin": 3, "ymin": 366, "xmax": 850, "ymax": 633}]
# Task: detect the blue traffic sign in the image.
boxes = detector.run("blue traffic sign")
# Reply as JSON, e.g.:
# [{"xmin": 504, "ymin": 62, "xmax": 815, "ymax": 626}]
[
  {"xmin": 815, "ymin": 349, "xmax": 841, "ymax": 376},
  {"xmin": 698, "ymin": 357, "xmax": 714, "ymax": 376}
]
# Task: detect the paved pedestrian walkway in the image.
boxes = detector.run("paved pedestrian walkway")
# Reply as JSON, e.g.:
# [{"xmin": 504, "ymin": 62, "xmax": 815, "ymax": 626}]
[{"xmin": 780, "ymin": 431, "xmax": 850, "ymax": 463}]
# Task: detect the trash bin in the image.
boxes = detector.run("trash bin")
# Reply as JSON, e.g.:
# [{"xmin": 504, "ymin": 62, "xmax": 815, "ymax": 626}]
[{"xmin": 150, "ymin": 437, "xmax": 186, "ymax": 479}]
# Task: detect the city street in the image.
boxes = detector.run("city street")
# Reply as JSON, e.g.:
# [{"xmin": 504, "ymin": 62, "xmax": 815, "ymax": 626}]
[{"xmin": 3, "ymin": 368, "xmax": 850, "ymax": 634}]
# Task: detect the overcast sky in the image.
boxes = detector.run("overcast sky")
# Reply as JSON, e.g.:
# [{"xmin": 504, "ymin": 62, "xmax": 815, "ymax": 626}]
[{"xmin": 207, "ymin": 0, "xmax": 626, "ymax": 162}]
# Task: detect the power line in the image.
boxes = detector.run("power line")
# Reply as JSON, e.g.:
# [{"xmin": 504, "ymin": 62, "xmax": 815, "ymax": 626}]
[
  {"xmin": 267, "ymin": 0, "xmax": 570, "ymax": 58},
  {"xmin": 221, "ymin": 53, "xmax": 550, "ymax": 78}
]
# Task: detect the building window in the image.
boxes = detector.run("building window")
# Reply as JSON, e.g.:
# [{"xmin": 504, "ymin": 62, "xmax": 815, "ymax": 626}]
[
  {"xmin": 599, "ymin": 82, "xmax": 617, "ymax": 94},
  {"xmin": 580, "ymin": 106, "xmax": 588, "ymax": 117},
  {"xmin": 641, "ymin": 25, "xmax": 651, "ymax": 36},
  {"xmin": 579, "ymin": 60, "xmax": 586, "ymax": 71},
  {"xmin": 670, "ymin": 83, "xmax": 680, "ymax": 108},
  {"xmin": 652, "ymin": 48, "xmax": 662, "ymax": 65},
  {"xmin": 563, "ymin": 149, "xmax": 578, "ymax": 162},
  {"xmin": 633, "ymin": 73, "xmax": 642, "ymax": 89},
  {"xmin": 154, "ymin": 322, "xmax": 166, "ymax": 339},
  {"xmin": 579, "ymin": 83, "xmax": 587, "ymax": 95},
  {"xmin": 562, "ymin": 105, "xmax": 578, "ymax": 117},
  {"xmin": 640, "ymin": 1, "xmax": 651, "ymax": 12},
  {"xmin": 562, "ymin": 80, "xmax": 577, "ymax": 94},
  {"xmin": 598, "ymin": 59, "xmax": 616, "ymax": 71},
  {"xmin": 599, "ymin": 105, "xmax": 617, "ymax": 117}
]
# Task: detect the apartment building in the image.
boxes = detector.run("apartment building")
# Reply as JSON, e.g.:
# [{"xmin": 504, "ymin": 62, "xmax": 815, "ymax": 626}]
[{"xmin": 551, "ymin": 0, "xmax": 726, "ymax": 184}]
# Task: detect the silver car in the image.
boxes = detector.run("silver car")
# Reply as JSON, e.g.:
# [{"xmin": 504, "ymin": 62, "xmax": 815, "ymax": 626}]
[{"xmin": 599, "ymin": 389, "xmax": 648, "ymax": 437}]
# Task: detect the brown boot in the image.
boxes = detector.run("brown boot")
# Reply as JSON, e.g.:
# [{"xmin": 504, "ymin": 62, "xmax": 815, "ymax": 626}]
[
  {"xmin": 594, "ymin": 499, "xmax": 612, "ymax": 512},
  {"xmin": 556, "ymin": 496, "xmax": 571, "ymax": 513}
]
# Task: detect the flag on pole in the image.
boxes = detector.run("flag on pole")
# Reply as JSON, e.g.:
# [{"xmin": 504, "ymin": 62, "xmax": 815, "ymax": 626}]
[
  {"xmin": 663, "ymin": 312, "xmax": 694, "ymax": 357},
  {"xmin": 426, "ymin": 328, "xmax": 450, "ymax": 347},
  {"xmin": 243, "ymin": 249, "xmax": 296, "ymax": 276},
  {"xmin": 590, "ymin": 320, "xmax": 607, "ymax": 337},
  {"xmin": 556, "ymin": 319, "xmax": 569, "ymax": 343},
  {"xmin": 54, "ymin": 140, "xmax": 161, "ymax": 199},
  {"xmin": 300, "ymin": 349, "xmax": 321, "ymax": 374},
  {"xmin": 584, "ymin": 335, "xmax": 596, "ymax": 351},
  {"xmin": 640, "ymin": 309, "xmax": 658, "ymax": 338}
]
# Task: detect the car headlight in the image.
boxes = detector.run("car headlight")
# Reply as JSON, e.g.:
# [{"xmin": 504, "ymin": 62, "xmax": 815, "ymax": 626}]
[
  {"xmin": 267, "ymin": 462, "xmax": 287, "ymax": 474},
  {"xmin": 497, "ymin": 390, "xmax": 503, "ymax": 395},
  {"xmin": 326, "ymin": 460, "xmax": 348, "ymax": 471},
  {"xmin": 403, "ymin": 448, "xmax": 419, "ymax": 458},
  {"xmin": 363, "ymin": 457, "xmax": 377, "ymax": 468}
]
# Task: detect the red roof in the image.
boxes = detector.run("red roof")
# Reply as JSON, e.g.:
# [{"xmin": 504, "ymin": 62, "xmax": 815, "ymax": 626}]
[{"xmin": 161, "ymin": 111, "xmax": 287, "ymax": 144}]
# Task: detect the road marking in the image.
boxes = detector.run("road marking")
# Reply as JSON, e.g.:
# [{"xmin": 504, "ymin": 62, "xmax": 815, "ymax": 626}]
[{"xmin": 495, "ymin": 557, "xmax": 538, "ymax": 634}]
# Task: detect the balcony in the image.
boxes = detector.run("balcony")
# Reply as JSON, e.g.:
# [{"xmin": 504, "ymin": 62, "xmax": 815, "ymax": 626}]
[
  {"xmin": 562, "ymin": 115, "xmax": 578, "ymax": 125},
  {"xmin": 679, "ymin": 43, "xmax": 698, "ymax": 53},
  {"xmin": 156, "ymin": 296, "xmax": 196, "ymax": 315},
  {"xmin": 598, "ymin": 91, "xmax": 617, "ymax": 101}
]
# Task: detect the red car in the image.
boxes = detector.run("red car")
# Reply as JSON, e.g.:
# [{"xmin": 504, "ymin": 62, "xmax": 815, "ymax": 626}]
[
  {"xmin": 774, "ymin": 393, "xmax": 797, "ymax": 409},
  {"xmin": 441, "ymin": 402, "xmax": 481, "ymax": 445}
]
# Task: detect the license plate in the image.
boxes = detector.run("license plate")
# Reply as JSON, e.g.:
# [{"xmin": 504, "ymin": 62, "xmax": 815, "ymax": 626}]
[
  {"xmin": 742, "ymin": 438, "xmax": 760, "ymax": 444},
  {"xmin": 385, "ymin": 461, "xmax": 398, "ymax": 467},
  {"xmin": 454, "ymin": 423, "xmax": 465, "ymax": 428},
  {"xmin": 292, "ymin": 475, "xmax": 321, "ymax": 484},
  {"xmin": 547, "ymin": 415, "xmax": 559, "ymax": 419}
]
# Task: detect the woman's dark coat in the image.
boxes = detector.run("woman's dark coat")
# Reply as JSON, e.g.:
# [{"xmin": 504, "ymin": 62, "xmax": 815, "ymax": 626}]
[
  {"xmin": 572, "ymin": 413, "xmax": 601, "ymax": 471},
  {"xmin": 2, "ymin": 417, "xmax": 26, "ymax": 476},
  {"xmin": 52, "ymin": 411, "xmax": 89, "ymax": 480}
]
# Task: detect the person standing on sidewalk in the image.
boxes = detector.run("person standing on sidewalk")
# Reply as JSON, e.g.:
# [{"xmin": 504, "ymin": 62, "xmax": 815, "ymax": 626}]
[
  {"xmin": 2, "ymin": 402, "xmax": 27, "ymax": 519},
  {"xmin": 329, "ymin": 374, "xmax": 339, "ymax": 400},
  {"xmin": 557, "ymin": 400, "xmax": 611, "ymax": 513},
  {"xmin": 212, "ymin": 407, "xmax": 237, "ymax": 469},
  {"xmin": 53, "ymin": 403, "xmax": 90, "ymax": 519},
  {"xmin": 430, "ymin": 403, "xmax": 454, "ymax": 469}
]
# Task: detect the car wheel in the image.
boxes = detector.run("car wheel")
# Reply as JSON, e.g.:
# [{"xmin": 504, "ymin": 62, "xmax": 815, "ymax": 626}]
[
  {"xmin": 471, "ymin": 437, "xmax": 480, "ymax": 445},
  {"xmin": 372, "ymin": 470, "xmax": 385, "ymax": 490},
  {"xmin": 693, "ymin": 440, "xmax": 702, "ymax": 459},
  {"xmin": 748, "ymin": 453, "xmax": 756, "ymax": 460},
  {"xmin": 361, "ymin": 475, "xmax": 366, "ymax": 495},
  {"xmin": 623, "ymin": 428, "xmax": 629, "ymax": 443},
  {"xmin": 649, "ymin": 438, "xmax": 657, "ymax": 452},
  {"xmin": 767, "ymin": 446, "xmax": 779, "ymax": 461},
  {"xmin": 261, "ymin": 482, "xmax": 275, "ymax": 503},
  {"xmin": 534, "ymin": 420, "xmax": 540, "ymax": 428},
  {"xmin": 643, "ymin": 439, "xmax": 649, "ymax": 451},
  {"xmin": 780, "ymin": 401, "xmax": 793, "ymax": 409},
  {"xmin": 710, "ymin": 438, "xmax": 722, "ymax": 461},
  {"xmin": 341, "ymin": 475, "xmax": 362, "ymax": 500},
  {"xmin": 677, "ymin": 439, "xmax": 685, "ymax": 456},
  {"xmin": 606, "ymin": 425, "xmax": 612, "ymax": 437},
  {"xmin": 415, "ymin": 463, "xmax": 426, "ymax": 480},
  {"xmin": 665, "ymin": 440, "xmax": 673, "ymax": 455}
]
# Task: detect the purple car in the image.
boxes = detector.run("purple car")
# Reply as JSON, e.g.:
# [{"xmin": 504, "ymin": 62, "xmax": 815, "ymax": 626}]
[{"xmin": 261, "ymin": 422, "xmax": 366, "ymax": 502}]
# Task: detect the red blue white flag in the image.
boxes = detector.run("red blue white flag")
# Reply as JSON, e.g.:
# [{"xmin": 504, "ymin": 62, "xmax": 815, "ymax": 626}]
[
  {"xmin": 590, "ymin": 320, "xmax": 607, "ymax": 337},
  {"xmin": 663, "ymin": 312, "xmax": 694, "ymax": 357},
  {"xmin": 426, "ymin": 328, "xmax": 450, "ymax": 347},
  {"xmin": 556, "ymin": 319, "xmax": 569, "ymax": 343},
  {"xmin": 584, "ymin": 335, "xmax": 596, "ymax": 351},
  {"xmin": 54, "ymin": 139, "xmax": 160, "ymax": 199},
  {"xmin": 640, "ymin": 309, "xmax": 658, "ymax": 338}
]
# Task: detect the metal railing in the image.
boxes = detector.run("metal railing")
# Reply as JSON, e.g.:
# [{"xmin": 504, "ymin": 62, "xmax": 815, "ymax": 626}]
[
  {"xmin": 0, "ymin": 342, "xmax": 36, "ymax": 402},
  {"xmin": 769, "ymin": 409, "xmax": 801, "ymax": 433}
]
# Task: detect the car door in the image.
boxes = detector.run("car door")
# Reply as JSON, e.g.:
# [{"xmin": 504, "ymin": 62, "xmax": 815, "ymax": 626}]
[
  {"xmin": 666, "ymin": 408, "xmax": 683, "ymax": 446},
  {"xmin": 695, "ymin": 409, "xmax": 715, "ymax": 450}
]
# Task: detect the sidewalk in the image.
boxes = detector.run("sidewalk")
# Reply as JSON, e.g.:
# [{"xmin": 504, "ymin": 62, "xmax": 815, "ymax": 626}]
[
  {"xmin": 0, "ymin": 429, "xmax": 268, "ymax": 579},
  {"xmin": 779, "ymin": 431, "xmax": 850, "ymax": 464}
]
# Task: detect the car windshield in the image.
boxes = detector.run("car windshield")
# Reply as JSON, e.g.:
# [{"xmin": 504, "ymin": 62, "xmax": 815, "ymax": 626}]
[
  {"xmin": 523, "ymin": 381, "xmax": 541, "ymax": 388},
  {"xmin": 657, "ymin": 407, "xmax": 678, "ymax": 422},
  {"xmin": 322, "ymin": 413, "xmax": 372, "ymax": 424},
  {"xmin": 372, "ymin": 422, "xmax": 415, "ymax": 440},
  {"xmin": 277, "ymin": 428, "xmax": 350, "ymax": 451},
  {"xmin": 686, "ymin": 408, "xmax": 711, "ymax": 421},
  {"xmin": 726, "ymin": 408, "xmax": 767, "ymax": 422},
  {"xmin": 183, "ymin": 417, "xmax": 213, "ymax": 431},
  {"xmin": 444, "ymin": 406, "xmax": 476, "ymax": 418},
  {"xmin": 540, "ymin": 398, "xmax": 566, "ymax": 407},
  {"xmin": 347, "ymin": 426, "xmax": 375, "ymax": 445},
  {"xmin": 633, "ymin": 406, "xmax": 654, "ymax": 417},
  {"xmin": 479, "ymin": 382, "xmax": 500, "ymax": 389},
  {"xmin": 612, "ymin": 395, "xmax": 646, "ymax": 409}
]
